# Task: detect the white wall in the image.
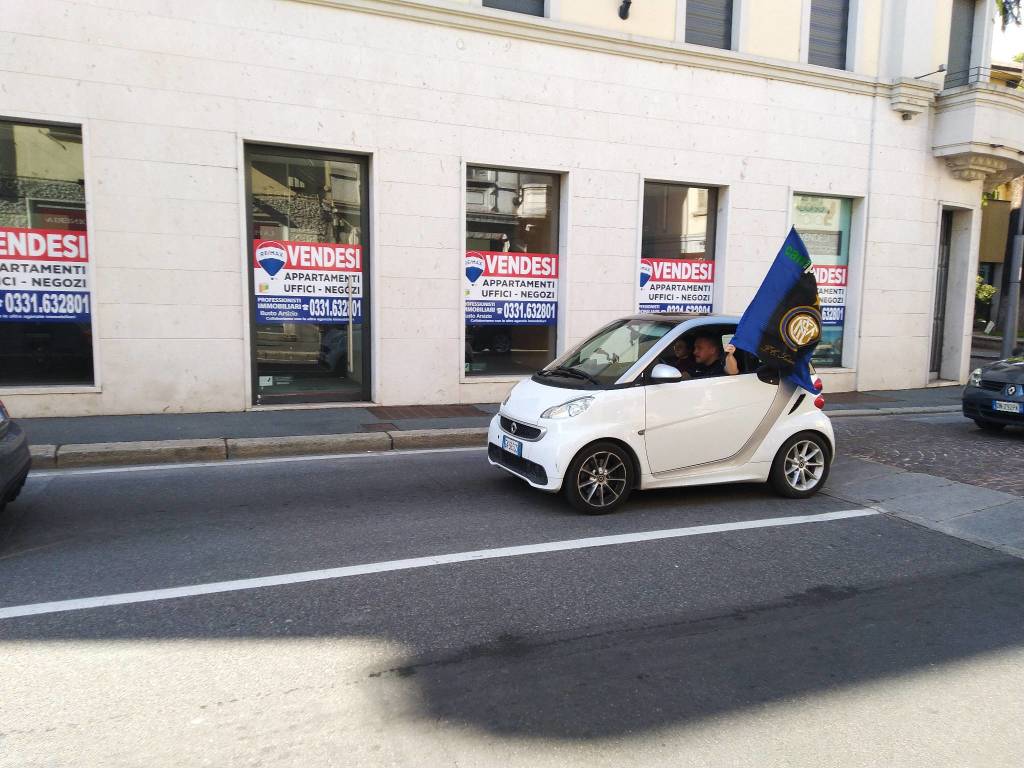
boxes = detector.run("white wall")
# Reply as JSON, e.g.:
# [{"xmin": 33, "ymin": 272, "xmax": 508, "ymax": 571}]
[{"xmin": 0, "ymin": 0, "xmax": 977, "ymax": 416}]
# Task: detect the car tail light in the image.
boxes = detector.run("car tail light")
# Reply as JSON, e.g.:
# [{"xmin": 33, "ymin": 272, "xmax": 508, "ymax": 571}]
[
  {"xmin": 813, "ymin": 377, "xmax": 823, "ymax": 392},
  {"xmin": 813, "ymin": 394, "xmax": 825, "ymax": 410}
]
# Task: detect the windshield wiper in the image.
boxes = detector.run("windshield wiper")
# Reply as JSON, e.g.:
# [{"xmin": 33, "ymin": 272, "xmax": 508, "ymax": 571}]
[{"xmin": 539, "ymin": 365, "xmax": 600, "ymax": 385}]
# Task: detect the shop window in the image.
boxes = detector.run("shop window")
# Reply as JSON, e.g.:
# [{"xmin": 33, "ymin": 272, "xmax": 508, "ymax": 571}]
[
  {"xmin": 465, "ymin": 166, "xmax": 560, "ymax": 377},
  {"xmin": 482, "ymin": 0, "xmax": 545, "ymax": 16},
  {"xmin": 0, "ymin": 119, "xmax": 93, "ymax": 387},
  {"xmin": 686, "ymin": 0, "xmax": 734, "ymax": 50},
  {"xmin": 247, "ymin": 147, "xmax": 370, "ymax": 404},
  {"xmin": 639, "ymin": 182, "xmax": 718, "ymax": 314},
  {"xmin": 792, "ymin": 194, "xmax": 852, "ymax": 368},
  {"xmin": 808, "ymin": 0, "xmax": 850, "ymax": 69}
]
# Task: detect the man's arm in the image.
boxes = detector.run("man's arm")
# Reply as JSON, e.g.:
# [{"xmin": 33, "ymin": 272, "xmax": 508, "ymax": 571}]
[{"xmin": 723, "ymin": 344, "xmax": 739, "ymax": 375}]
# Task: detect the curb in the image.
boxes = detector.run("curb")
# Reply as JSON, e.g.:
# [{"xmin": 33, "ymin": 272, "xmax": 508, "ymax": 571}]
[
  {"xmin": 35, "ymin": 427, "xmax": 491, "ymax": 469},
  {"xmin": 826, "ymin": 405, "xmax": 961, "ymax": 418},
  {"xmin": 26, "ymin": 407, "xmax": 963, "ymax": 469}
]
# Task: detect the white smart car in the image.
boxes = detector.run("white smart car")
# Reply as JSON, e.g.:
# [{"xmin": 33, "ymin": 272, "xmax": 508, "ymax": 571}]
[{"xmin": 487, "ymin": 314, "xmax": 835, "ymax": 514}]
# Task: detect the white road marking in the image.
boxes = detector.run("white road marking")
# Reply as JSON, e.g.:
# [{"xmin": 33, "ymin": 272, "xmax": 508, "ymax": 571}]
[
  {"xmin": 0, "ymin": 508, "xmax": 876, "ymax": 620},
  {"xmin": 28, "ymin": 446, "xmax": 485, "ymax": 478}
]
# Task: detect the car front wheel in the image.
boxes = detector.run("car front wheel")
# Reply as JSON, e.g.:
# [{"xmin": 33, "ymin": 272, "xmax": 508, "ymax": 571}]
[
  {"xmin": 769, "ymin": 433, "xmax": 831, "ymax": 499},
  {"xmin": 564, "ymin": 441, "xmax": 634, "ymax": 515}
]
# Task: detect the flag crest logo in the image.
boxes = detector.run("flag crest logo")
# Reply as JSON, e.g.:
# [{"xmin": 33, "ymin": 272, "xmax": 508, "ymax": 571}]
[{"xmin": 256, "ymin": 241, "xmax": 287, "ymax": 278}]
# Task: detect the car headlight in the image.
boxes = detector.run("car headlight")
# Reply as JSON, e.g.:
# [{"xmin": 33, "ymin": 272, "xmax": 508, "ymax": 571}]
[
  {"xmin": 541, "ymin": 396, "xmax": 594, "ymax": 419},
  {"xmin": 968, "ymin": 368, "xmax": 982, "ymax": 387}
]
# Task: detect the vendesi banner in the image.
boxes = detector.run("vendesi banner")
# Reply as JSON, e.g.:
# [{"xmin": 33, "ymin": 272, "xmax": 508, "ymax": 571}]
[
  {"xmin": 0, "ymin": 227, "xmax": 91, "ymax": 323},
  {"xmin": 253, "ymin": 239, "xmax": 363, "ymax": 323},
  {"xmin": 813, "ymin": 265, "xmax": 847, "ymax": 327},
  {"xmin": 464, "ymin": 251, "xmax": 558, "ymax": 326},
  {"xmin": 638, "ymin": 258, "xmax": 714, "ymax": 314}
]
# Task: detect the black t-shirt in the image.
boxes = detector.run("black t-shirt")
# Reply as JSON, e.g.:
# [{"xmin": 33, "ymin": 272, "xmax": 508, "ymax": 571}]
[{"xmin": 691, "ymin": 357, "xmax": 726, "ymax": 378}]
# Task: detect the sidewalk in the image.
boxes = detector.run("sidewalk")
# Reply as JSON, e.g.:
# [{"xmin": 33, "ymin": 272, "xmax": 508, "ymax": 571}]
[{"xmin": 17, "ymin": 385, "xmax": 962, "ymax": 469}]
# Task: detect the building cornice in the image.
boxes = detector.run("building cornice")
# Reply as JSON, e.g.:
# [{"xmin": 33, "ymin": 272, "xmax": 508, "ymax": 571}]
[{"xmin": 290, "ymin": 0, "xmax": 893, "ymax": 99}]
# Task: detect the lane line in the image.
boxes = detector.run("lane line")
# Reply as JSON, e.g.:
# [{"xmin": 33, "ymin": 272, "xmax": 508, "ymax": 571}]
[
  {"xmin": 0, "ymin": 508, "xmax": 876, "ymax": 620},
  {"xmin": 28, "ymin": 446, "xmax": 486, "ymax": 478}
]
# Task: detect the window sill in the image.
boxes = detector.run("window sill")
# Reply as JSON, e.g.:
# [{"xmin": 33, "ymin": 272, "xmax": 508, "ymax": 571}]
[
  {"xmin": 462, "ymin": 374, "xmax": 527, "ymax": 384},
  {"xmin": 0, "ymin": 385, "xmax": 101, "ymax": 396}
]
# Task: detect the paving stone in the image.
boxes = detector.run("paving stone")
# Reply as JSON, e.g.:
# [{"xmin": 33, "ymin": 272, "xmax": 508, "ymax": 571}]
[
  {"xmin": 933, "ymin": 501, "xmax": 1024, "ymax": 549},
  {"xmin": 824, "ymin": 472, "xmax": 955, "ymax": 505},
  {"xmin": 28, "ymin": 444, "xmax": 57, "ymax": 469},
  {"xmin": 882, "ymin": 483, "xmax": 1020, "ymax": 522}
]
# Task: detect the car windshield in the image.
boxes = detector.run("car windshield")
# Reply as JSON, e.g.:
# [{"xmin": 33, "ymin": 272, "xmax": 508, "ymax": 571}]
[{"xmin": 540, "ymin": 319, "xmax": 675, "ymax": 386}]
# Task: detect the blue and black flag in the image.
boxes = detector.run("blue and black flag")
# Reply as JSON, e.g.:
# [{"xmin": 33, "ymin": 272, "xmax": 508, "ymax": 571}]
[{"xmin": 732, "ymin": 228, "xmax": 822, "ymax": 393}]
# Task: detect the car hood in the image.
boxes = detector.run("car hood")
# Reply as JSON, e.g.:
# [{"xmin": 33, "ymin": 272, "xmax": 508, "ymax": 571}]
[
  {"xmin": 502, "ymin": 376, "xmax": 594, "ymax": 423},
  {"xmin": 981, "ymin": 357, "xmax": 1024, "ymax": 383}
]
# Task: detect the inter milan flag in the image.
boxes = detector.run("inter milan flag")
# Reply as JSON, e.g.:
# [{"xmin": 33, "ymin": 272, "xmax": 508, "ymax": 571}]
[{"xmin": 732, "ymin": 228, "xmax": 822, "ymax": 393}]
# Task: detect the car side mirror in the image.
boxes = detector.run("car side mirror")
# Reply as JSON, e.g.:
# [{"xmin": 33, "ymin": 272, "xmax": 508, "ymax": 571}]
[
  {"xmin": 756, "ymin": 365, "xmax": 780, "ymax": 385},
  {"xmin": 651, "ymin": 363, "xmax": 683, "ymax": 382}
]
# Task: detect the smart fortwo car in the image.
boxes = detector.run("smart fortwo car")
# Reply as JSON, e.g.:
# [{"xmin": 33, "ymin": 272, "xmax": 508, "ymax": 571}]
[{"xmin": 487, "ymin": 315, "xmax": 835, "ymax": 514}]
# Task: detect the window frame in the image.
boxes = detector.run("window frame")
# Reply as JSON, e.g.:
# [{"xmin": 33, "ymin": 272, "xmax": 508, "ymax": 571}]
[
  {"xmin": 0, "ymin": 114, "xmax": 100, "ymax": 394},
  {"xmin": 460, "ymin": 161, "xmax": 568, "ymax": 384}
]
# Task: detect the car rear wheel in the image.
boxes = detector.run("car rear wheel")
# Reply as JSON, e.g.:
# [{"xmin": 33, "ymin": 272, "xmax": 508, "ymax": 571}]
[
  {"xmin": 769, "ymin": 433, "xmax": 830, "ymax": 499},
  {"xmin": 974, "ymin": 419, "xmax": 1005, "ymax": 433},
  {"xmin": 564, "ymin": 442, "xmax": 634, "ymax": 515}
]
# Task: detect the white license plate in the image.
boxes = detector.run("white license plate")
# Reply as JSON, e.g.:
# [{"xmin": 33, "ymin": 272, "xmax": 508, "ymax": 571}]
[
  {"xmin": 992, "ymin": 400, "xmax": 1022, "ymax": 414},
  {"xmin": 502, "ymin": 435, "xmax": 523, "ymax": 457}
]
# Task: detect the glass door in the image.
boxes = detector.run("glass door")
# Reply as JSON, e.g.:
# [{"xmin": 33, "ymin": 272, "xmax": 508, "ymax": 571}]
[
  {"xmin": 930, "ymin": 211, "xmax": 953, "ymax": 376},
  {"xmin": 245, "ymin": 146, "xmax": 370, "ymax": 404}
]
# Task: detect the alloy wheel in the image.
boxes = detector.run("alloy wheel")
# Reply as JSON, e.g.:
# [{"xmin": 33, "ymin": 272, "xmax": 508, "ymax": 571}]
[
  {"xmin": 783, "ymin": 439, "xmax": 826, "ymax": 492},
  {"xmin": 577, "ymin": 451, "xmax": 628, "ymax": 508}
]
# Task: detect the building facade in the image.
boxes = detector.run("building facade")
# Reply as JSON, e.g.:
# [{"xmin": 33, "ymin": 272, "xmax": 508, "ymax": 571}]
[{"xmin": 1, "ymin": 0, "xmax": 1022, "ymax": 417}]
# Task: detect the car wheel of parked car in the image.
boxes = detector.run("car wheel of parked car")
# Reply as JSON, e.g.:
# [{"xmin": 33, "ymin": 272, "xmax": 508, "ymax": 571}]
[
  {"xmin": 564, "ymin": 441, "xmax": 634, "ymax": 515},
  {"xmin": 769, "ymin": 433, "xmax": 830, "ymax": 499},
  {"xmin": 974, "ymin": 419, "xmax": 1005, "ymax": 433}
]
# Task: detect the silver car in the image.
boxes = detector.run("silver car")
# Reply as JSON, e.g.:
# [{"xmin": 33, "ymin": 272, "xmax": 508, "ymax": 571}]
[{"xmin": 0, "ymin": 400, "xmax": 31, "ymax": 514}]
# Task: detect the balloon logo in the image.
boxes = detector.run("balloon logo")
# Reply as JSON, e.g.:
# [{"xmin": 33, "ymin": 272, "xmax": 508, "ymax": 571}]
[
  {"xmin": 465, "ymin": 252, "xmax": 485, "ymax": 284},
  {"xmin": 256, "ymin": 242, "xmax": 287, "ymax": 278},
  {"xmin": 639, "ymin": 260, "xmax": 653, "ymax": 289}
]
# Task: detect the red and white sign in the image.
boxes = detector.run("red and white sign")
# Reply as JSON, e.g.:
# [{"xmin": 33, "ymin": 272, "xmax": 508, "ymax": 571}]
[
  {"xmin": 638, "ymin": 258, "xmax": 714, "ymax": 314},
  {"xmin": 0, "ymin": 227, "xmax": 88, "ymax": 262},
  {"xmin": 252, "ymin": 238, "xmax": 363, "ymax": 323},
  {"xmin": 0, "ymin": 227, "xmax": 91, "ymax": 322},
  {"xmin": 464, "ymin": 251, "xmax": 559, "ymax": 326}
]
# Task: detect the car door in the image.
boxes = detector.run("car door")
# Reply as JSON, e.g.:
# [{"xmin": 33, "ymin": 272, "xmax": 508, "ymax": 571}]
[{"xmin": 643, "ymin": 364, "xmax": 778, "ymax": 474}]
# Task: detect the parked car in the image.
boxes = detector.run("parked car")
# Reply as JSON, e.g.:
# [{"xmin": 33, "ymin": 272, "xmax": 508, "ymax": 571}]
[
  {"xmin": 488, "ymin": 314, "xmax": 834, "ymax": 514},
  {"xmin": 963, "ymin": 350, "xmax": 1024, "ymax": 432},
  {"xmin": 0, "ymin": 399, "xmax": 31, "ymax": 515}
]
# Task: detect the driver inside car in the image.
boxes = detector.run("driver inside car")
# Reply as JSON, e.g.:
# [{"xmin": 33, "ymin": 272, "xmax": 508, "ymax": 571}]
[{"xmin": 683, "ymin": 334, "xmax": 740, "ymax": 379}]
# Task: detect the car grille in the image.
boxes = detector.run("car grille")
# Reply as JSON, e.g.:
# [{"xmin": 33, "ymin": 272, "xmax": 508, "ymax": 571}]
[
  {"xmin": 488, "ymin": 443, "xmax": 549, "ymax": 485},
  {"xmin": 979, "ymin": 379, "xmax": 1004, "ymax": 392},
  {"xmin": 499, "ymin": 416, "xmax": 543, "ymax": 441}
]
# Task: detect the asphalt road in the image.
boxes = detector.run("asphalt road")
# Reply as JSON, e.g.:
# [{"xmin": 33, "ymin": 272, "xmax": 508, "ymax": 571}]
[{"xmin": 1, "ymin": 445, "xmax": 1023, "ymax": 767}]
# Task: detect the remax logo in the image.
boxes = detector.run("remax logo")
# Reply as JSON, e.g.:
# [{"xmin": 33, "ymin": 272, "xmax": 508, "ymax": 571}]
[
  {"xmin": 465, "ymin": 252, "xmax": 485, "ymax": 284},
  {"xmin": 256, "ymin": 241, "xmax": 287, "ymax": 278},
  {"xmin": 639, "ymin": 260, "xmax": 653, "ymax": 288}
]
